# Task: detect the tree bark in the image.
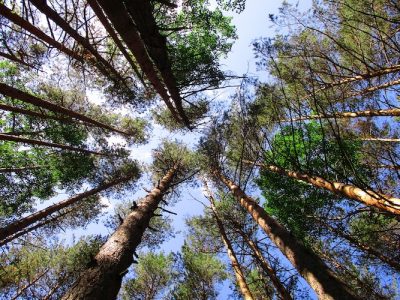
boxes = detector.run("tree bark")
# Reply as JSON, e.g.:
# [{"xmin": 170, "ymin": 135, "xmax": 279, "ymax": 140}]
[
  {"xmin": 95, "ymin": 0, "xmax": 183, "ymax": 126},
  {"xmin": 124, "ymin": 0, "xmax": 192, "ymax": 128},
  {"xmin": 62, "ymin": 165, "xmax": 178, "ymax": 300},
  {"xmin": 0, "ymin": 3, "xmax": 84, "ymax": 62},
  {"xmin": 360, "ymin": 137, "xmax": 400, "ymax": 143},
  {"xmin": 0, "ymin": 83, "xmax": 130, "ymax": 135},
  {"xmin": 214, "ymin": 170, "xmax": 358, "ymax": 300},
  {"xmin": 281, "ymin": 108, "xmax": 400, "ymax": 123},
  {"xmin": 0, "ymin": 174, "xmax": 134, "ymax": 243},
  {"xmin": 235, "ymin": 228, "xmax": 293, "ymax": 300},
  {"xmin": 203, "ymin": 181, "xmax": 255, "ymax": 300},
  {"xmin": 28, "ymin": 0, "xmax": 127, "ymax": 87},
  {"xmin": 86, "ymin": 0, "xmax": 145, "ymax": 86},
  {"xmin": 0, "ymin": 133, "xmax": 105, "ymax": 156},
  {"xmin": 243, "ymin": 160, "xmax": 400, "ymax": 216}
]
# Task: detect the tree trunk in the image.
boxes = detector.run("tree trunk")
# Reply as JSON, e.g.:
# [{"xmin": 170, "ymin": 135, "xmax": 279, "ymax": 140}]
[
  {"xmin": 203, "ymin": 180, "xmax": 255, "ymax": 300},
  {"xmin": 214, "ymin": 170, "xmax": 358, "ymax": 300},
  {"xmin": 243, "ymin": 160, "xmax": 400, "ymax": 216},
  {"xmin": 0, "ymin": 83, "xmax": 129, "ymax": 135},
  {"xmin": 62, "ymin": 165, "xmax": 178, "ymax": 300},
  {"xmin": 0, "ymin": 51, "xmax": 37, "ymax": 69},
  {"xmin": 236, "ymin": 228, "xmax": 293, "ymax": 300},
  {"xmin": 28, "ymin": 0, "xmax": 127, "ymax": 87},
  {"xmin": 281, "ymin": 108, "xmax": 400, "ymax": 123},
  {"xmin": 0, "ymin": 174, "xmax": 134, "ymax": 243},
  {"xmin": 95, "ymin": 0, "xmax": 183, "ymax": 126},
  {"xmin": 0, "ymin": 166, "xmax": 42, "ymax": 173},
  {"xmin": 0, "ymin": 133, "xmax": 105, "ymax": 156},
  {"xmin": 86, "ymin": 0, "xmax": 145, "ymax": 86},
  {"xmin": 124, "ymin": 0, "xmax": 192, "ymax": 128},
  {"xmin": 0, "ymin": 3, "xmax": 84, "ymax": 62}
]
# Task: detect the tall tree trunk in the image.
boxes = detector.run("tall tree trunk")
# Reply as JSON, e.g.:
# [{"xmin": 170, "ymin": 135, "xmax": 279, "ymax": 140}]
[
  {"xmin": 213, "ymin": 170, "xmax": 358, "ymax": 300},
  {"xmin": 281, "ymin": 108, "xmax": 400, "ymax": 123},
  {"xmin": 28, "ymin": 0, "xmax": 127, "ymax": 87},
  {"xmin": 243, "ymin": 160, "xmax": 400, "ymax": 216},
  {"xmin": 0, "ymin": 51, "xmax": 37, "ymax": 69},
  {"xmin": 0, "ymin": 3, "xmax": 84, "ymax": 62},
  {"xmin": 95, "ymin": 0, "xmax": 183, "ymax": 126},
  {"xmin": 0, "ymin": 133, "xmax": 105, "ymax": 156},
  {"xmin": 203, "ymin": 181, "xmax": 255, "ymax": 300},
  {"xmin": 0, "ymin": 83, "xmax": 130, "ymax": 135},
  {"xmin": 86, "ymin": 0, "xmax": 145, "ymax": 86},
  {"xmin": 10, "ymin": 269, "xmax": 49, "ymax": 300},
  {"xmin": 62, "ymin": 165, "xmax": 178, "ymax": 300},
  {"xmin": 0, "ymin": 174, "xmax": 134, "ymax": 243},
  {"xmin": 0, "ymin": 166, "xmax": 42, "ymax": 173},
  {"xmin": 313, "ymin": 218, "xmax": 400, "ymax": 272},
  {"xmin": 124, "ymin": 0, "xmax": 192, "ymax": 128},
  {"xmin": 235, "ymin": 227, "xmax": 293, "ymax": 300}
]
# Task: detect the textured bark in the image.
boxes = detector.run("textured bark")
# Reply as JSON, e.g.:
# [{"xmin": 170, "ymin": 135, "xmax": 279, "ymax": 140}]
[
  {"xmin": 124, "ymin": 0, "xmax": 192, "ymax": 128},
  {"xmin": 28, "ymin": 0, "xmax": 127, "ymax": 86},
  {"xmin": 203, "ymin": 181, "xmax": 255, "ymax": 300},
  {"xmin": 0, "ymin": 175, "xmax": 133, "ymax": 243},
  {"xmin": 95, "ymin": 0, "xmax": 183, "ymax": 125},
  {"xmin": 243, "ymin": 160, "xmax": 400, "ymax": 216},
  {"xmin": 281, "ymin": 108, "xmax": 400, "ymax": 123},
  {"xmin": 237, "ymin": 230, "xmax": 293, "ymax": 300},
  {"xmin": 0, "ymin": 133, "xmax": 105, "ymax": 156},
  {"xmin": 62, "ymin": 166, "xmax": 178, "ymax": 300},
  {"xmin": 86, "ymin": 0, "xmax": 145, "ymax": 86},
  {"xmin": 0, "ymin": 83, "xmax": 130, "ymax": 135},
  {"xmin": 0, "ymin": 3, "xmax": 84, "ymax": 62},
  {"xmin": 214, "ymin": 170, "xmax": 358, "ymax": 300}
]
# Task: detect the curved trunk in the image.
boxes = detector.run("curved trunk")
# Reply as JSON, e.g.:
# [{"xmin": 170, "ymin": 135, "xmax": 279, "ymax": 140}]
[
  {"xmin": 204, "ymin": 181, "xmax": 255, "ymax": 300},
  {"xmin": 0, "ymin": 133, "xmax": 105, "ymax": 156},
  {"xmin": 281, "ymin": 108, "xmax": 400, "ymax": 123},
  {"xmin": 0, "ymin": 83, "xmax": 129, "ymax": 135},
  {"xmin": 214, "ymin": 170, "xmax": 358, "ymax": 300},
  {"xmin": 95, "ymin": 0, "xmax": 183, "ymax": 125},
  {"xmin": 62, "ymin": 166, "xmax": 178, "ymax": 300},
  {"xmin": 0, "ymin": 174, "xmax": 133, "ymax": 243},
  {"xmin": 243, "ymin": 160, "xmax": 400, "ymax": 216}
]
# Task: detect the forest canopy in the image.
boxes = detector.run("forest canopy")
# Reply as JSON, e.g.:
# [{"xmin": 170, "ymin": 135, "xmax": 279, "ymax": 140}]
[{"xmin": 0, "ymin": 0, "xmax": 399, "ymax": 299}]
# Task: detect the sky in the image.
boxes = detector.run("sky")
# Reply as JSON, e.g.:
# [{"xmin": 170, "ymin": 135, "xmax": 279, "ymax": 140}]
[{"xmin": 19, "ymin": 0, "xmax": 316, "ymax": 298}]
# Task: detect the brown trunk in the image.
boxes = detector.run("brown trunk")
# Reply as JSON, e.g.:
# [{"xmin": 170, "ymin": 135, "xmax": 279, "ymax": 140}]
[
  {"xmin": 0, "ymin": 133, "xmax": 105, "ymax": 156},
  {"xmin": 0, "ymin": 83, "xmax": 129, "ymax": 135},
  {"xmin": 0, "ymin": 174, "xmax": 133, "ymax": 243},
  {"xmin": 315, "ymin": 218, "xmax": 400, "ymax": 272},
  {"xmin": 203, "ymin": 181, "xmax": 255, "ymax": 300},
  {"xmin": 243, "ymin": 160, "xmax": 400, "ymax": 216},
  {"xmin": 124, "ymin": 0, "xmax": 192, "ymax": 128},
  {"xmin": 236, "ymin": 228, "xmax": 293, "ymax": 300},
  {"xmin": 281, "ymin": 108, "xmax": 400, "ymax": 123},
  {"xmin": 95, "ymin": 0, "xmax": 183, "ymax": 125},
  {"xmin": 0, "ymin": 51, "xmax": 37, "ymax": 68},
  {"xmin": 214, "ymin": 170, "xmax": 358, "ymax": 300},
  {"xmin": 86, "ymin": 0, "xmax": 145, "ymax": 86},
  {"xmin": 10, "ymin": 269, "xmax": 49, "ymax": 300},
  {"xmin": 28, "ymin": 0, "xmax": 127, "ymax": 86},
  {"xmin": 0, "ymin": 3, "xmax": 84, "ymax": 62},
  {"xmin": 62, "ymin": 166, "xmax": 178, "ymax": 300}
]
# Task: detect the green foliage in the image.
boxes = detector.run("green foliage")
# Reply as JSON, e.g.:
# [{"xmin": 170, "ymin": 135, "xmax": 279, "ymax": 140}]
[{"xmin": 122, "ymin": 252, "xmax": 174, "ymax": 300}]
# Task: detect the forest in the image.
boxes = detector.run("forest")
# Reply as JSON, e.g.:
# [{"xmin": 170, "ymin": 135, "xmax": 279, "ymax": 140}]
[{"xmin": 0, "ymin": 0, "xmax": 399, "ymax": 299}]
